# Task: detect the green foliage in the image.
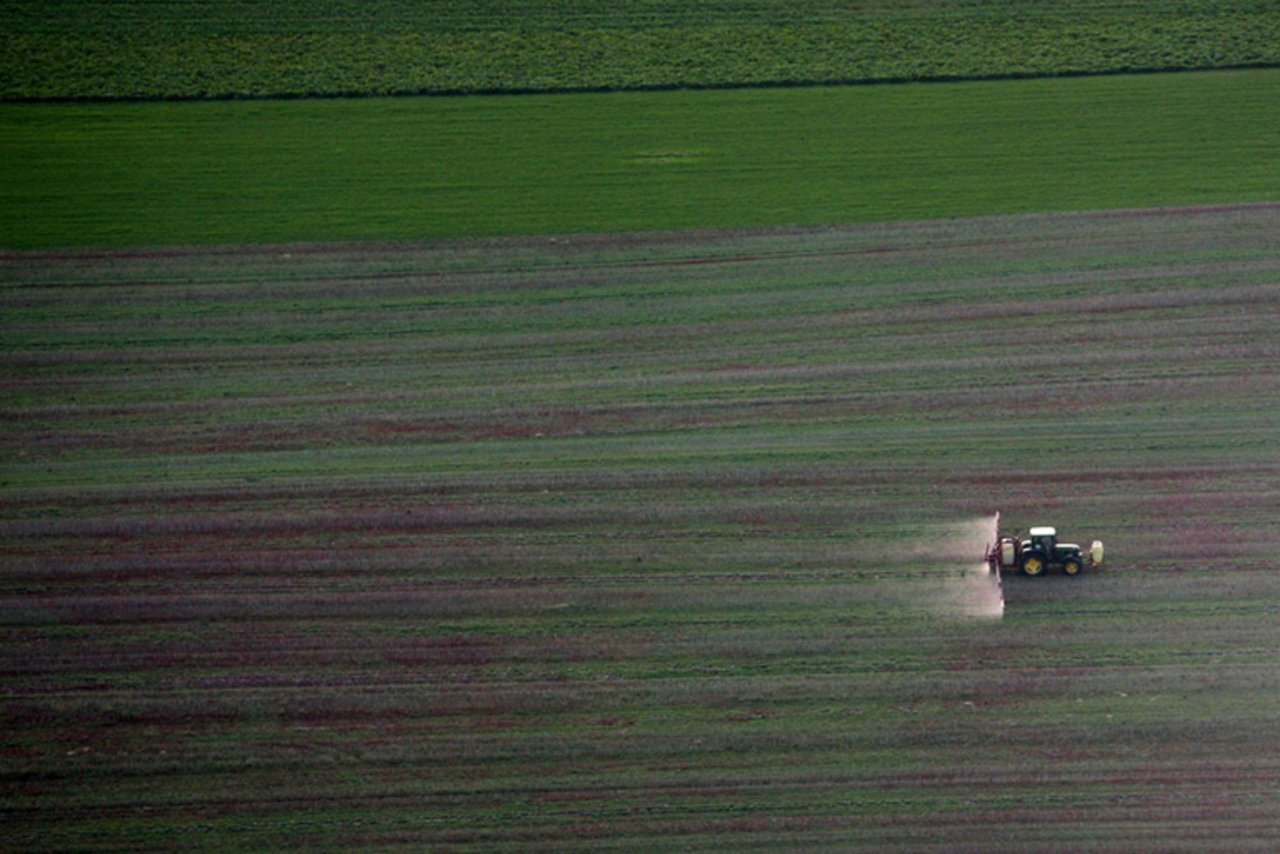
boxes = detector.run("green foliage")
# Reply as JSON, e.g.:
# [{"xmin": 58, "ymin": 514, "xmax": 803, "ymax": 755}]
[
  {"xmin": 3, "ymin": 1, "xmax": 1279, "ymax": 100},
  {"xmin": 2, "ymin": 69, "xmax": 1277, "ymax": 249}
]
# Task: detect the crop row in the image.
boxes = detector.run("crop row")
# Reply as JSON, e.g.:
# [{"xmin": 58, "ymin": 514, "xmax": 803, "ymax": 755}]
[
  {"xmin": 4, "ymin": 205, "xmax": 1280, "ymax": 847},
  {"xmin": 4, "ymin": 2, "xmax": 1280, "ymax": 99}
]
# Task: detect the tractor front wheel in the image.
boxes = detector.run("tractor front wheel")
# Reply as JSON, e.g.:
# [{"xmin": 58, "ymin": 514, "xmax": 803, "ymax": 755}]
[
  {"xmin": 1063, "ymin": 558, "xmax": 1082, "ymax": 577},
  {"xmin": 1023, "ymin": 555, "xmax": 1045, "ymax": 577}
]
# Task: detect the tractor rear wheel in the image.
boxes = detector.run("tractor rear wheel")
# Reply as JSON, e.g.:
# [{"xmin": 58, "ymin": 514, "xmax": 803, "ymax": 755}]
[
  {"xmin": 1063, "ymin": 558, "xmax": 1082, "ymax": 577},
  {"xmin": 1023, "ymin": 555, "xmax": 1045, "ymax": 577}
]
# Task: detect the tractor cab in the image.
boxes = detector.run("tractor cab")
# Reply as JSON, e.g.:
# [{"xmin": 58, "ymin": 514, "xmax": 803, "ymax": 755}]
[
  {"xmin": 1024, "ymin": 526, "xmax": 1086, "ymax": 573},
  {"xmin": 1028, "ymin": 526, "xmax": 1057, "ymax": 555}
]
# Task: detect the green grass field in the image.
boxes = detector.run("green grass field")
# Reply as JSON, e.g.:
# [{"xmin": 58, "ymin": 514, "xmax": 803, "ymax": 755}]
[
  {"xmin": 4, "ymin": 206, "xmax": 1280, "ymax": 849},
  {"xmin": 2, "ymin": 68, "xmax": 1278, "ymax": 249},
  {"xmin": 4, "ymin": 0, "xmax": 1279, "ymax": 99}
]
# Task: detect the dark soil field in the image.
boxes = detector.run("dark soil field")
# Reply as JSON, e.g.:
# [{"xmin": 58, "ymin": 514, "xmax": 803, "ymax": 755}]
[{"xmin": 3, "ymin": 204, "xmax": 1280, "ymax": 849}]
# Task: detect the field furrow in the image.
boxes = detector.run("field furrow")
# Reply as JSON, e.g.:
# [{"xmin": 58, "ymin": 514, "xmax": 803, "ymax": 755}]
[{"xmin": 3, "ymin": 205, "xmax": 1279, "ymax": 849}]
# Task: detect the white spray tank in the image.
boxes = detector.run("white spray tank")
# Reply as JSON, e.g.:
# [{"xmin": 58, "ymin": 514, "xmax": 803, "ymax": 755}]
[
  {"xmin": 1090, "ymin": 540, "xmax": 1104, "ymax": 566},
  {"xmin": 1001, "ymin": 539, "xmax": 1017, "ymax": 566}
]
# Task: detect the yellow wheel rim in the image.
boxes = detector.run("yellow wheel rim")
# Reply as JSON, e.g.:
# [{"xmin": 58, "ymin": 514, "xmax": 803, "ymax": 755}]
[
  {"xmin": 1024, "ymin": 556, "xmax": 1043, "ymax": 576},
  {"xmin": 1064, "ymin": 561, "xmax": 1080, "ymax": 576}
]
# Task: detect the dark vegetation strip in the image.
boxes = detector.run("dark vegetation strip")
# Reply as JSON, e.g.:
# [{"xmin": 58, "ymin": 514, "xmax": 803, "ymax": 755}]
[
  {"xmin": 9, "ymin": 62, "xmax": 1280, "ymax": 105},
  {"xmin": 4, "ymin": 1, "xmax": 1279, "ymax": 101}
]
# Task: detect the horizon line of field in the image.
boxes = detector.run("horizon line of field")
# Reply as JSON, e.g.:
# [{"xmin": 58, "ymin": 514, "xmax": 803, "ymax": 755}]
[{"xmin": 7, "ymin": 61, "xmax": 1280, "ymax": 106}]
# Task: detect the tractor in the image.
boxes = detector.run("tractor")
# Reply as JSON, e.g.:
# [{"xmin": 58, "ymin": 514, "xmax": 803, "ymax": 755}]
[{"xmin": 986, "ymin": 521, "xmax": 1103, "ymax": 578}]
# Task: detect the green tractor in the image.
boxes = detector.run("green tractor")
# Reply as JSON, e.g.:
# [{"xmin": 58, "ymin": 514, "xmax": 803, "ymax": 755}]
[{"xmin": 986, "ymin": 525, "xmax": 1103, "ymax": 578}]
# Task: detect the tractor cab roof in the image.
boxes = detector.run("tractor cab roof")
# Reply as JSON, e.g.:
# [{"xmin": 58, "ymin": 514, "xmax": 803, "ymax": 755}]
[{"xmin": 1029, "ymin": 527, "xmax": 1057, "ymax": 537}]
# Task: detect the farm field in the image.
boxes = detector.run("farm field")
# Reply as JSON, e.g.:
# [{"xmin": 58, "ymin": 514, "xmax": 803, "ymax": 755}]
[
  {"xmin": 3, "ymin": 68, "xmax": 1279, "ymax": 249},
  {"xmin": 4, "ymin": 0, "xmax": 1279, "ymax": 99},
  {"xmin": 3, "ymin": 204, "xmax": 1280, "ymax": 849}
]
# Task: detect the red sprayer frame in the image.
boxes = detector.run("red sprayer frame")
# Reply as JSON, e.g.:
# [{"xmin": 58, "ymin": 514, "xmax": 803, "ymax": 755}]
[{"xmin": 986, "ymin": 511, "xmax": 1006, "ymax": 611}]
